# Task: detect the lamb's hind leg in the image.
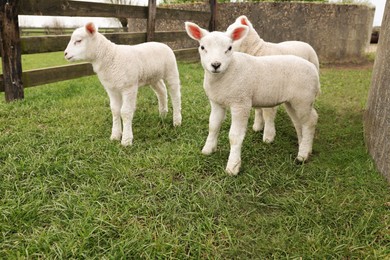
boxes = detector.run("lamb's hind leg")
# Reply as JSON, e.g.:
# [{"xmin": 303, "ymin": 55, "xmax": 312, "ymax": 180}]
[
  {"xmin": 284, "ymin": 103, "xmax": 303, "ymax": 145},
  {"xmin": 296, "ymin": 108, "xmax": 318, "ymax": 162},
  {"xmin": 165, "ymin": 76, "xmax": 182, "ymax": 127},
  {"xmin": 151, "ymin": 80, "xmax": 168, "ymax": 118},
  {"xmin": 285, "ymin": 103, "xmax": 318, "ymax": 162}
]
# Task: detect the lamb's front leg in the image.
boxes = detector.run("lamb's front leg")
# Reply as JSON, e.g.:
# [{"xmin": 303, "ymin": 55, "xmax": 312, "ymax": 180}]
[
  {"xmin": 107, "ymin": 90, "xmax": 122, "ymax": 141},
  {"xmin": 262, "ymin": 107, "xmax": 277, "ymax": 143},
  {"xmin": 120, "ymin": 88, "xmax": 138, "ymax": 146},
  {"xmin": 151, "ymin": 80, "xmax": 168, "ymax": 118},
  {"xmin": 252, "ymin": 108, "xmax": 264, "ymax": 132},
  {"xmin": 202, "ymin": 101, "xmax": 226, "ymax": 155},
  {"xmin": 226, "ymin": 105, "xmax": 250, "ymax": 176}
]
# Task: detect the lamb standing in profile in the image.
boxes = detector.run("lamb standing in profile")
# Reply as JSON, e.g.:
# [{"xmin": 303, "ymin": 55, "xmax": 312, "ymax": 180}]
[
  {"xmin": 185, "ymin": 22, "xmax": 320, "ymax": 175},
  {"xmin": 64, "ymin": 23, "xmax": 182, "ymax": 146},
  {"xmin": 227, "ymin": 15, "xmax": 319, "ymax": 143}
]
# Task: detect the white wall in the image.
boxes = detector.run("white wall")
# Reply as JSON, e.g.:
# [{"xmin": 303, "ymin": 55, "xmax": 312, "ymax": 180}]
[{"xmin": 371, "ymin": 0, "xmax": 385, "ymax": 26}]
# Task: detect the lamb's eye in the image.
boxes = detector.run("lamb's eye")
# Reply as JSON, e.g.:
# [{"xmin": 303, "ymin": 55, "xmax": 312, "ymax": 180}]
[
  {"xmin": 225, "ymin": 46, "xmax": 232, "ymax": 54},
  {"xmin": 75, "ymin": 40, "xmax": 82, "ymax": 45},
  {"xmin": 200, "ymin": 46, "xmax": 205, "ymax": 50}
]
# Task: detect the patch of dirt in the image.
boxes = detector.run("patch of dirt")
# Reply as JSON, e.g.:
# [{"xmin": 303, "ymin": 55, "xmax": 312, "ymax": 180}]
[
  {"xmin": 321, "ymin": 43, "xmax": 377, "ymax": 70},
  {"xmin": 322, "ymin": 61, "xmax": 374, "ymax": 70}
]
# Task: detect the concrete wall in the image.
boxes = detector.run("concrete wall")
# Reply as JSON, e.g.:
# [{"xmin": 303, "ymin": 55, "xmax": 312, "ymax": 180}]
[
  {"xmin": 364, "ymin": 0, "xmax": 390, "ymax": 183},
  {"xmin": 220, "ymin": 3, "xmax": 375, "ymax": 64},
  {"xmin": 130, "ymin": 2, "xmax": 375, "ymax": 64}
]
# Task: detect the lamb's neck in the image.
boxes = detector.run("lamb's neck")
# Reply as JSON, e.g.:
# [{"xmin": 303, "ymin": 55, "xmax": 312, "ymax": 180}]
[
  {"xmin": 242, "ymin": 29, "xmax": 265, "ymax": 56},
  {"xmin": 90, "ymin": 34, "xmax": 117, "ymax": 73}
]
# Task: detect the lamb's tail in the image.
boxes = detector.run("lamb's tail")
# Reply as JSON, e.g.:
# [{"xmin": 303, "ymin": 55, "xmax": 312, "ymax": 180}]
[
  {"xmin": 310, "ymin": 53, "xmax": 320, "ymax": 72},
  {"xmin": 309, "ymin": 52, "xmax": 321, "ymax": 96},
  {"xmin": 316, "ymin": 82, "xmax": 321, "ymax": 97}
]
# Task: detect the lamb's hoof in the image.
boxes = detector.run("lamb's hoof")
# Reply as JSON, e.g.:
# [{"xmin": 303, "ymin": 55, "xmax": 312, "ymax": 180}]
[
  {"xmin": 263, "ymin": 136, "xmax": 275, "ymax": 144},
  {"xmin": 173, "ymin": 115, "xmax": 182, "ymax": 127},
  {"xmin": 252, "ymin": 123, "xmax": 264, "ymax": 132},
  {"xmin": 159, "ymin": 110, "xmax": 168, "ymax": 118},
  {"xmin": 202, "ymin": 145, "xmax": 216, "ymax": 155},
  {"xmin": 263, "ymin": 130, "xmax": 276, "ymax": 143},
  {"xmin": 121, "ymin": 138, "xmax": 133, "ymax": 147},
  {"xmin": 226, "ymin": 161, "xmax": 241, "ymax": 176},
  {"xmin": 294, "ymin": 155, "xmax": 308, "ymax": 164},
  {"xmin": 110, "ymin": 134, "xmax": 122, "ymax": 141}
]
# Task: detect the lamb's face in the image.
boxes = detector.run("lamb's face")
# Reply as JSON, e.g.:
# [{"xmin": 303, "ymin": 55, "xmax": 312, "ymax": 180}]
[
  {"xmin": 198, "ymin": 32, "xmax": 234, "ymax": 74},
  {"xmin": 185, "ymin": 22, "xmax": 248, "ymax": 74},
  {"xmin": 64, "ymin": 23, "xmax": 96, "ymax": 62}
]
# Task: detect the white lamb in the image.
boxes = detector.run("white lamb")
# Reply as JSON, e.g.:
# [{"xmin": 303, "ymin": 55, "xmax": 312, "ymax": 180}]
[
  {"xmin": 64, "ymin": 22, "xmax": 182, "ymax": 146},
  {"xmin": 227, "ymin": 15, "xmax": 320, "ymax": 143},
  {"xmin": 185, "ymin": 22, "xmax": 320, "ymax": 175}
]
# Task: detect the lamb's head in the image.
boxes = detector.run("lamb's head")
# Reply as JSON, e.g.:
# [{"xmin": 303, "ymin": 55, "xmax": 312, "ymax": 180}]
[
  {"xmin": 227, "ymin": 15, "xmax": 254, "ymax": 31},
  {"xmin": 185, "ymin": 22, "xmax": 248, "ymax": 74},
  {"xmin": 64, "ymin": 22, "xmax": 98, "ymax": 62},
  {"xmin": 227, "ymin": 15, "xmax": 255, "ymax": 51}
]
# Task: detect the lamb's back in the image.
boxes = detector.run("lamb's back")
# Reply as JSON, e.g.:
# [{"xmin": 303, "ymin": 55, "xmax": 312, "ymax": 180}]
[
  {"xmin": 261, "ymin": 41, "xmax": 319, "ymax": 70},
  {"xmin": 206, "ymin": 53, "xmax": 319, "ymax": 107},
  {"xmin": 109, "ymin": 42, "xmax": 177, "ymax": 86}
]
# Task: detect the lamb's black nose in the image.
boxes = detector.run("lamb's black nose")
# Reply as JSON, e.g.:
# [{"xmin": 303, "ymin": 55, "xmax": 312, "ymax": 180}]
[{"xmin": 211, "ymin": 62, "xmax": 221, "ymax": 70}]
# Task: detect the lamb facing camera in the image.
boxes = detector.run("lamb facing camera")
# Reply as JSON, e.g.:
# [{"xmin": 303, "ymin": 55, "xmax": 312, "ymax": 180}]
[
  {"xmin": 64, "ymin": 22, "xmax": 182, "ymax": 146},
  {"xmin": 185, "ymin": 22, "xmax": 320, "ymax": 175}
]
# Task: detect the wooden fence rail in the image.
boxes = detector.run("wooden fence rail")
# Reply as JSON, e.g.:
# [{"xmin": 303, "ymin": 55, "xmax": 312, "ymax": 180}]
[
  {"xmin": 20, "ymin": 0, "xmax": 209, "ymax": 20},
  {"xmin": 16, "ymin": 31, "xmax": 190, "ymax": 55},
  {"xmin": 0, "ymin": 0, "xmax": 216, "ymax": 102}
]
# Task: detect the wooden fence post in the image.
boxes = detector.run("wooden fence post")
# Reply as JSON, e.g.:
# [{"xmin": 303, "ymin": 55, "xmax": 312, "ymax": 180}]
[
  {"xmin": 0, "ymin": 0, "xmax": 24, "ymax": 102},
  {"xmin": 147, "ymin": 0, "xmax": 156, "ymax": 42},
  {"xmin": 209, "ymin": 0, "xmax": 217, "ymax": 32}
]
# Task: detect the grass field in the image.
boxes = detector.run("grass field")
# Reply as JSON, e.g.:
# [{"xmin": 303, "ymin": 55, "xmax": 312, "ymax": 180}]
[{"xmin": 0, "ymin": 52, "xmax": 389, "ymax": 258}]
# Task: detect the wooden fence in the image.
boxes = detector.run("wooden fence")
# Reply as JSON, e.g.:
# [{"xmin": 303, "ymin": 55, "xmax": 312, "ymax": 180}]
[{"xmin": 0, "ymin": 0, "xmax": 216, "ymax": 102}]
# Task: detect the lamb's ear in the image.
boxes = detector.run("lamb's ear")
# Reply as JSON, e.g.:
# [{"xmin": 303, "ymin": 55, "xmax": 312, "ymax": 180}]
[
  {"xmin": 185, "ymin": 22, "xmax": 208, "ymax": 41},
  {"xmin": 238, "ymin": 15, "xmax": 253, "ymax": 28},
  {"xmin": 227, "ymin": 25, "xmax": 249, "ymax": 42},
  {"xmin": 85, "ymin": 22, "xmax": 97, "ymax": 36}
]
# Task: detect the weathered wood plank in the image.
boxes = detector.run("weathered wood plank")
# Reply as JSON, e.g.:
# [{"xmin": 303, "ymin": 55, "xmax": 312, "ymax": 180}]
[
  {"xmin": 20, "ymin": 0, "xmax": 148, "ymax": 18},
  {"xmin": 156, "ymin": 7, "xmax": 209, "ymax": 21},
  {"xmin": 174, "ymin": 48, "xmax": 199, "ymax": 62},
  {"xmin": 20, "ymin": 34, "xmax": 71, "ymax": 55},
  {"xmin": 0, "ymin": 63, "xmax": 94, "ymax": 91},
  {"xmin": 20, "ymin": 0, "xmax": 209, "ymax": 20},
  {"xmin": 104, "ymin": 32, "xmax": 147, "ymax": 46},
  {"xmin": 147, "ymin": 0, "xmax": 157, "ymax": 42},
  {"xmin": 23, "ymin": 63, "xmax": 94, "ymax": 88},
  {"xmin": 0, "ymin": 48, "xmax": 198, "ymax": 91},
  {"xmin": 0, "ymin": 0, "xmax": 24, "ymax": 101},
  {"xmin": 209, "ymin": 0, "xmax": 217, "ymax": 32},
  {"xmin": 153, "ymin": 31, "xmax": 189, "ymax": 43},
  {"xmin": 13, "ymin": 31, "xmax": 187, "ymax": 55}
]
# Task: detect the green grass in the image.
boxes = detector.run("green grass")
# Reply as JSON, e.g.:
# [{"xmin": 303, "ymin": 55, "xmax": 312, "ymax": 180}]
[
  {"xmin": 0, "ymin": 51, "xmax": 79, "ymax": 74},
  {"xmin": 0, "ymin": 53, "xmax": 389, "ymax": 258}
]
